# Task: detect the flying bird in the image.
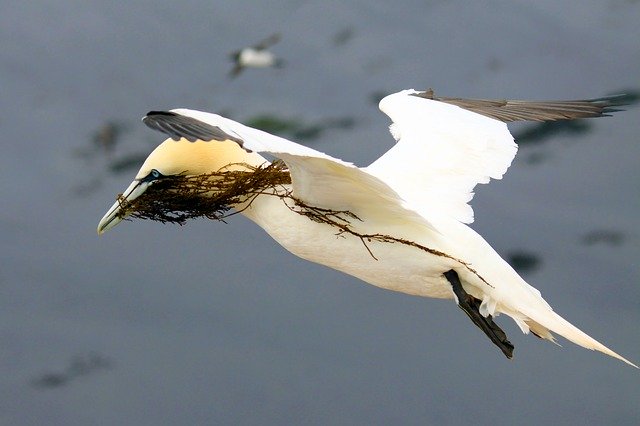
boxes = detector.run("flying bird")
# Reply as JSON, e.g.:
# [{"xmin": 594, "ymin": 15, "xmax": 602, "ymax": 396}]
[
  {"xmin": 229, "ymin": 33, "xmax": 284, "ymax": 78},
  {"xmin": 97, "ymin": 89, "xmax": 636, "ymax": 367}
]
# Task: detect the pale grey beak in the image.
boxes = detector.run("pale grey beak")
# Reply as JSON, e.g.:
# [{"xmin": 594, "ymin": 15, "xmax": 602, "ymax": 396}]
[{"xmin": 97, "ymin": 180, "xmax": 149, "ymax": 235}]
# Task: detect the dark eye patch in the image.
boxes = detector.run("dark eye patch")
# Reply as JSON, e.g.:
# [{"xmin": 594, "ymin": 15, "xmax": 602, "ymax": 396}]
[{"xmin": 141, "ymin": 169, "xmax": 163, "ymax": 183}]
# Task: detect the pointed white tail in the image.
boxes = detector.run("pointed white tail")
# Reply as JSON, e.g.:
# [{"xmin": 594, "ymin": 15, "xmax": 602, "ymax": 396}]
[{"xmin": 519, "ymin": 306, "xmax": 638, "ymax": 368}]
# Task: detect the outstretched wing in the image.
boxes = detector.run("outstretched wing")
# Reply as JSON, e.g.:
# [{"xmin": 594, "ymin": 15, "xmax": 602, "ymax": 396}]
[
  {"xmin": 142, "ymin": 109, "xmax": 436, "ymax": 231},
  {"xmin": 253, "ymin": 33, "xmax": 281, "ymax": 50},
  {"xmin": 367, "ymin": 89, "xmax": 622, "ymax": 224},
  {"xmin": 415, "ymin": 89, "xmax": 625, "ymax": 122}
]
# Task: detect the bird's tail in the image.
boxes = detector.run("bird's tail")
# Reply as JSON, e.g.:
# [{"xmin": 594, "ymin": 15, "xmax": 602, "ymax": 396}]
[{"xmin": 517, "ymin": 305, "xmax": 638, "ymax": 368}]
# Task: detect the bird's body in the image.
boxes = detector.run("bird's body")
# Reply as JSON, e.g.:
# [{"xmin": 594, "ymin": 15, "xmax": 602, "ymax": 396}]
[
  {"xmin": 98, "ymin": 89, "xmax": 636, "ymax": 367},
  {"xmin": 240, "ymin": 186, "xmax": 455, "ymax": 298},
  {"xmin": 229, "ymin": 34, "xmax": 283, "ymax": 78},
  {"xmin": 237, "ymin": 48, "xmax": 279, "ymax": 68},
  {"xmin": 237, "ymin": 174, "xmax": 588, "ymax": 346}
]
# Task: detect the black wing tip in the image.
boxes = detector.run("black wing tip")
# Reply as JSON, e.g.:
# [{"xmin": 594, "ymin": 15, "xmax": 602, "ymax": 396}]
[
  {"xmin": 414, "ymin": 91, "xmax": 623, "ymax": 105},
  {"xmin": 145, "ymin": 110, "xmax": 177, "ymax": 118},
  {"xmin": 411, "ymin": 89, "xmax": 633, "ymax": 121},
  {"xmin": 142, "ymin": 111, "xmax": 182, "ymax": 140},
  {"xmin": 590, "ymin": 93, "xmax": 640, "ymax": 113},
  {"xmin": 579, "ymin": 95, "xmax": 633, "ymax": 118},
  {"xmin": 590, "ymin": 93, "xmax": 629, "ymax": 103},
  {"xmin": 141, "ymin": 110, "xmax": 247, "ymax": 147}
]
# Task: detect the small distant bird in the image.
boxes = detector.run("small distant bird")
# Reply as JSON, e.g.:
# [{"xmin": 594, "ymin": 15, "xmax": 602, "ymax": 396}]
[
  {"xmin": 229, "ymin": 33, "xmax": 284, "ymax": 78},
  {"xmin": 92, "ymin": 122, "xmax": 120, "ymax": 155},
  {"xmin": 97, "ymin": 89, "xmax": 636, "ymax": 367}
]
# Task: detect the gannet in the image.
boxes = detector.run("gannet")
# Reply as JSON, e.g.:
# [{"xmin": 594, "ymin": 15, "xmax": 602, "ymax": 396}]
[
  {"xmin": 97, "ymin": 89, "xmax": 637, "ymax": 367},
  {"xmin": 229, "ymin": 33, "xmax": 284, "ymax": 78}
]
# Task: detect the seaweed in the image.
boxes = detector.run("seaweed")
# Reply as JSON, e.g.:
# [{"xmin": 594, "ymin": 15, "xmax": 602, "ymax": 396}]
[{"xmin": 116, "ymin": 161, "xmax": 290, "ymax": 225}]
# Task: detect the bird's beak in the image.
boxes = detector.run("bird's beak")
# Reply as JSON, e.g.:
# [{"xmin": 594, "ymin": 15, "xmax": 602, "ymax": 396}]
[{"xmin": 97, "ymin": 180, "xmax": 149, "ymax": 235}]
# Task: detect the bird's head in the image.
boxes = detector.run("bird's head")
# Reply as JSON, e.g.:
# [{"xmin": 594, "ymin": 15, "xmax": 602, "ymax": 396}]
[{"xmin": 97, "ymin": 138, "xmax": 265, "ymax": 234}]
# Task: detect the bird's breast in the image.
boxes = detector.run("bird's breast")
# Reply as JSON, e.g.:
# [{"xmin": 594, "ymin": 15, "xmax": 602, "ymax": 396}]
[{"xmin": 240, "ymin": 194, "xmax": 459, "ymax": 299}]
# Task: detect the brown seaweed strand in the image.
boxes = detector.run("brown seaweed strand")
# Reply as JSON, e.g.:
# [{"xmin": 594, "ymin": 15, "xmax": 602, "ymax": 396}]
[{"xmin": 286, "ymin": 196, "xmax": 493, "ymax": 289}]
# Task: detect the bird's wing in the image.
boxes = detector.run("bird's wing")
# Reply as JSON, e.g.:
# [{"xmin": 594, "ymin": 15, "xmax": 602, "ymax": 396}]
[
  {"xmin": 228, "ymin": 64, "xmax": 244, "ymax": 78},
  {"xmin": 417, "ymin": 89, "xmax": 625, "ymax": 122},
  {"xmin": 253, "ymin": 33, "xmax": 281, "ymax": 50},
  {"xmin": 367, "ymin": 89, "xmax": 622, "ymax": 224},
  {"xmin": 142, "ymin": 109, "xmax": 437, "ymax": 231}
]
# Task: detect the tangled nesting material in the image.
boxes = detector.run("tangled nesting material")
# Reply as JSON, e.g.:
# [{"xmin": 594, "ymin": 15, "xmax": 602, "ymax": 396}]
[{"xmin": 116, "ymin": 161, "xmax": 291, "ymax": 225}]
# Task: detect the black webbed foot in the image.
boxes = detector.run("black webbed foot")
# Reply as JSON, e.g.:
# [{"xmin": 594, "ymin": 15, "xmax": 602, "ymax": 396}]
[{"xmin": 443, "ymin": 269, "xmax": 514, "ymax": 359}]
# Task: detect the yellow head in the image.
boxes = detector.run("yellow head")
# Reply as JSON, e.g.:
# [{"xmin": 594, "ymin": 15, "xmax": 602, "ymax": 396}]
[{"xmin": 97, "ymin": 138, "xmax": 266, "ymax": 234}]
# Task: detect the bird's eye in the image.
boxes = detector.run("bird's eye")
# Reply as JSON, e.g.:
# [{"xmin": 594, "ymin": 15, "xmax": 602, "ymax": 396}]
[{"xmin": 141, "ymin": 169, "xmax": 163, "ymax": 183}]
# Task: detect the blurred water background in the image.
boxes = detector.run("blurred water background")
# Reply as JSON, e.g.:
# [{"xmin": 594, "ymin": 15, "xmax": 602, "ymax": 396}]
[{"xmin": 1, "ymin": 1, "xmax": 639, "ymax": 424}]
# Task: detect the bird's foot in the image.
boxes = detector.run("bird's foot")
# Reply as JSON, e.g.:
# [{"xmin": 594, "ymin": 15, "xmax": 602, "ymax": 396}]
[{"xmin": 443, "ymin": 269, "xmax": 514, "ymax": 359}]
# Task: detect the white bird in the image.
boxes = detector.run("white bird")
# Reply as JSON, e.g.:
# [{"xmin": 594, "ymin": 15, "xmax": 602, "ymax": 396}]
[
  {"xmin": 229, "ymin": 33, "xmax": 284, "ymax": 78},
  {"xmin": 97, "ymin": 89, "xmax": 637, "ymax": 367}
]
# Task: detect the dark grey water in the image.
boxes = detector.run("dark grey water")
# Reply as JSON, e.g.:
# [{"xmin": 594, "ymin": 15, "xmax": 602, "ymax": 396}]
[{"xmin": 1, "ymin": 1, "xmax": 639, "ymax": 424}]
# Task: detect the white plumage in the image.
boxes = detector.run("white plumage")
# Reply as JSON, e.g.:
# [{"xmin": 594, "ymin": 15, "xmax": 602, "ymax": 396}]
[
  {"xmin": 371, "ymin": 90, "xmax": 518, "ymax": 224},
  {"xmin": 98, "ymin": 89, "xmax": 637, "ymax": 367}
]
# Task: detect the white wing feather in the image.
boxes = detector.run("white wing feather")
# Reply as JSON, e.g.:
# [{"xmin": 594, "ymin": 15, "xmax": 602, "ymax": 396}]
[
  {"xmin": 170, "ymin": 108, "xmax": 437, "ymax": 231},
  {"xmin": 367, "ymin": 90, "xmax": 518, "ymax": 223}
]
